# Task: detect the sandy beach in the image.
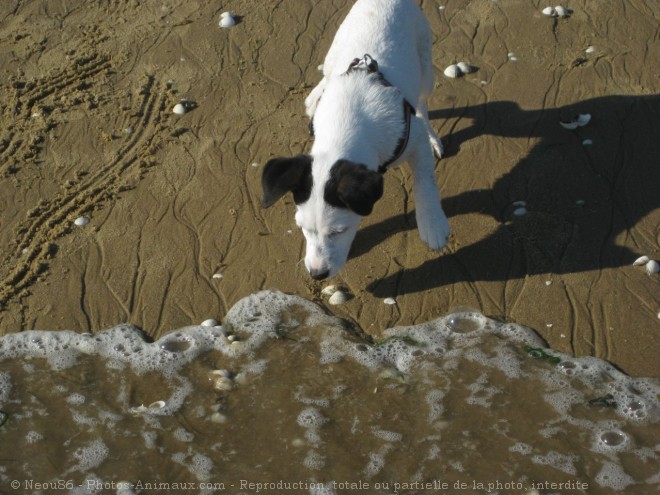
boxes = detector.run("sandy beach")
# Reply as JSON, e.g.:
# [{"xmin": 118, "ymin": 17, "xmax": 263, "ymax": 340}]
[{"xmin": 1, "ymin": 0, "xmax": 658, "ymax": 379}]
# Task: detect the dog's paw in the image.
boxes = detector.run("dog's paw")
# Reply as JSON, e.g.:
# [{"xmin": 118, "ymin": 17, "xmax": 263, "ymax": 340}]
[
  {"xmin": 417, "ymin": 211, "xmax": 450, "ymax": 250},
  {"xmin": 429, "ymin": 134, "xmax": 444, "ymax": 159}
]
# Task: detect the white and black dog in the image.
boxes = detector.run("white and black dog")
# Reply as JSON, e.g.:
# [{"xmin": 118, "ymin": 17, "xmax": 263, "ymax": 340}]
[{"xmin": 262, "ymin": 0, "xmax": 450, "ymax": 280}]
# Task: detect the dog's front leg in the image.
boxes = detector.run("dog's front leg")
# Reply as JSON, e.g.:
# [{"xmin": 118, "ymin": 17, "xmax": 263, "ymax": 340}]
[{"xmin": 409, "ymin": 128, "xmax": 450, "ymax": 250}]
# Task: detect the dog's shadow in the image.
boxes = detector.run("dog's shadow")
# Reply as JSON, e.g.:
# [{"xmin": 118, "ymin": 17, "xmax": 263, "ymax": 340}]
[{"xmin": 350, "ymin": 94, "xmax": 660, "ymax": 296}]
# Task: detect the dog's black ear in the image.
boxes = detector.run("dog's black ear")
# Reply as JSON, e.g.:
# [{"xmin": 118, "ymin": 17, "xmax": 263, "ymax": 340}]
[
  {"xmin": 261, "ymin": 155, "xmax": 313, "ymax": 208},
  {"xmin": 325, "ymin": 160, "xmax": 384, "ymax": 216}
]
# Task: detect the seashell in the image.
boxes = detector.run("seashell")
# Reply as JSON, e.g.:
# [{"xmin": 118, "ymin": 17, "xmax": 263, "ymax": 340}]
[
  {"xmin": 227, "ymin": 334, "xmax": 237, "ymax": 342},
  {"xmin": 633, "ymin": 256, "xmax": 650, "ymax": 266},
  {"xmin": 456, "ymin": 62, "xmax": 473, "ymax": 74},
  {"xmin": 576, "ymin": 113, "xmax": 591, "ymax": 126},
  {"xmin": 130, "ymin": 404, "xmax": 148, "ymax": 415},
  {"xmin": 213, "ymin": 377, "xmax": 234, "ymax": 391},
  {"xmin": 513, "ymin": 207, "xmax": 527, "ymax": 217},
  {"xmin": 211, "ymin": 369, "xmax": 232, "ymax": 379},
  {"xmin": 74, "ymin": 217, "xmax": 90, "ymax": 226},
  {"xmin": 542, "ymin": 7, "xmax": 556, "ymax": 16},
  {"xmin": 149, "ymin": 400, "xmax": 166, "ymax": 409},
  {"xmin": 328, "ymin": 290, "xmax": 349, "ymax": 305},
  {"xmin": 443, "ymin": 64, "xmax": 461, "ymax": 78},
  {"xmin": 201, "ymin": 319, "xmax": 218, "ymax": 327},
  {"xmin": 554, "ymin": 6, "xmax": 571, "ymax": 17},
  {"xmin": 512, "ymin": 200, "xmax": 527, "ymax": 207},
  {"xmin": 383, "ymin": 297, "xmax": 397, "ymax": 305},
  {"xmin": 219, "ymin": 12, "xmax": 236, "ymax": 28},
  {"xmin": 212, "ymin": 273, "xmax": 224, "ymax": 280},
  {"xmin": 321, "ymin": 285, "xmax": 339, "ymax": 296},
  {"xmin": 172, "ymin": 103, "xmax": 186, "ymax": 115},
  {"xmin": 210, "ymin": 370, "xmax": 234, "ymax": 391},
  {"xmin": 559, "ymin": 120, "xmax": 579, "ymax": 130},
  {"xmin": 582, "ymin": 139, "xmax": 593, "ymax": 146},
  {"xmin": 645, "ymin": 260, "xmax": 660, "ymax": 275},
  {"xmin": 585, "ymin": 46, "xmax": 596, "ymax": 54},
  {"xmin": 210, "ymin": 412, "xmax": 227, "ymax": 423}
]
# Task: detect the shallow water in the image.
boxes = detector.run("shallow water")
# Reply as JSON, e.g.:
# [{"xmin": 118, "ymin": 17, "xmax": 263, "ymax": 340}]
[{"xmin": 0, "ymin": 291, "xmax": 658, "ymax": 494}]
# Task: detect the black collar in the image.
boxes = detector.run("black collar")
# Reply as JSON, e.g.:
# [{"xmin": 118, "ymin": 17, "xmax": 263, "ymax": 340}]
[{"xmin": 309, "ymin": 54, "xmax": 416, "ymax": 174}]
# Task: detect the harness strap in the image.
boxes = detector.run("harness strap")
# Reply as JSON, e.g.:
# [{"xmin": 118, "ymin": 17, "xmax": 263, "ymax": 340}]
[{"xmin": 379, "ymin": 98, "xmax": 415, "ymax": 173}]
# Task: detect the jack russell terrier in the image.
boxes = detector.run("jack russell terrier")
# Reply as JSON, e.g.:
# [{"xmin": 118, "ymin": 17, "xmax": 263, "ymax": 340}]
[{"xmin": 262, "ymin": 0, "xmax": 450, "ymax": 280}]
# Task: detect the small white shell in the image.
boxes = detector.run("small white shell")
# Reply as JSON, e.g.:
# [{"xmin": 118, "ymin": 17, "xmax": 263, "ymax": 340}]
[
  {"xmin": 554, "ymin": 6, "xmax": 570, "ymax": 17},
  {"xmin": 74, "ymin": 217, "xmax": 90, "ymax": 226},
  {"xmin": 559, "ymin": 120, "xmax": 579, "ymax": 130},
  {"xmin": 456, "ymin": 62, "xmax": 473, "ymax": 74},
  {"xmin": 212, "ymin": 273, "xmax": 224, "ymax": 280},
  {"xmin": 633, "ymin": 256, "xmax": 650, "ymax": 266},
  {"xmin": 585, "ymin": 46, "xmax": 596, "ymax": 54},
  {"xmin": 201, "ymin": 319, "xmax": 218, "ymax": 327},
  {"xmin": 130, "ymin": 404, "xmax": 148, "ymax": 415},
  {"xmin": 210, "ymin": 412, "xmax": 227, "ymax": 423},
  {"xmin": 211, "ymin": 369, "xmax": 232, "ymax": 378},
  {"xmin": 219, "ymin": 12, "xmax": 236, "ymax": 28},
  {"xmin": 214, "ymin": 377, "xmax": 234, "ymax": 391},
  {"xmin": 172, "ymin": 103, "xmax": 186, "ymax": 115},
  {"xmin": 321, "ymin": 285, "xmax": 339, "ymax": 296},
  {"xmin": 443, "ymin": 64, "xmax": 461, "ymax": 78},
  {"xmin": 576, "ymin": 113, "xmax": 591, "ymax": 126},
  {"xmin": 582, "ymin": 139, "xmax": 593, "ymax": 146},
  {"xmin": 383, "ymin": 297, "xmax": 397, "ymax": 305},
  {"xmin": 542, "ymin": 6, "xmax": 556, "ymax": 16},
  {"xmin": 149, "ymin": 400, "xmax": 166, "ymax": 409},
  {"xmin": 512, "ymin": 200, "xmax": 527, "ymax": 207},
  {"xmin": 328, "ymin": 290, "xmax": 349, "ymax": 305},
  {"xmin": 645, "ymin": 260, "xmax": 660, "ymax": 275},
  {"xmin": 513, "ymin": 207, "xmax": 528, "ymax": 217}
]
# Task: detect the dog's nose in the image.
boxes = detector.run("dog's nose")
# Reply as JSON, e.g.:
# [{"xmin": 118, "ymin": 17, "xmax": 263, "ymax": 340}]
[{"xmin": 310, "ymin": 269, "xmax": 330, "ymax": 281}]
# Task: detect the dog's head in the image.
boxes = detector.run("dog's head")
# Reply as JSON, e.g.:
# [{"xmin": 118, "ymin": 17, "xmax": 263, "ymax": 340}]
[{"xmin": 262, "ymin": 154, "xmax": 383, "ymax": 279}]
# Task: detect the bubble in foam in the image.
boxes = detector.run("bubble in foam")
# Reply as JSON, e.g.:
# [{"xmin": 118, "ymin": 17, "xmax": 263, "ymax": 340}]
[
  {"xmin": 66, "ymin": 393, "xmax": 86, "ymax": 405},
  {"xmin": 303, "ymin": 449, "xmax": 325, "ymax": 470},
  {"xmin": 26, "ymin": 430, "xmax": 43, "ymax": 443},
  {"xmin": 371, "ymin": 427, "xmax": 402, "ymax": 442},
  {"xmin": 174, "ymin": 427, "xmax": 194, "ymax": 442},
  {"xmin": 531, "ymin": 450, "xmax": 578, "ymax": 475},
  {"xmin": 597, "ymin": 429, "xmax": 629, "ymax": 449},
  {"xmin": 509, "ymin": 442, "xmax": 533, "ymax": 455},
  {"xmin": 69, "ymin": 439, "xmax": 109, "ymax": 472},
  {"xmin": 0, "ymin": 371, "xmax": 12, "ymax": 403},
  {"xmin": 364, "ymin": 451, "xmax": 386, "ymax": 477},
  {"xmin": 595, "ymin": 461, "xmax": 635, "ymax": 490},
  {"xmin": 297, "ymin": 407, "xmax": 328, "ymax": 428}
]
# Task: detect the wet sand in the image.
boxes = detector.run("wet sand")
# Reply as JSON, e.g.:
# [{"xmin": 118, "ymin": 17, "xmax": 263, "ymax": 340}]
[{"xmin": 0, "ymin": 0, "xmax": 659, "ymax": 379}]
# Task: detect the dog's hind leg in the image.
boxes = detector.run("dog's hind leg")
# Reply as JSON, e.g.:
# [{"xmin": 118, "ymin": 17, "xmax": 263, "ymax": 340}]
[
  {"xmin": 416, "ymin": 102, "xmax": 444, "ymax": 159},
  {"xmin": 304, "ymin": 77, "xmax": 327, "ymax": 119},
  {"xmin": 416, "ymin": 15, "xmax": 444, "ymax": 159}
]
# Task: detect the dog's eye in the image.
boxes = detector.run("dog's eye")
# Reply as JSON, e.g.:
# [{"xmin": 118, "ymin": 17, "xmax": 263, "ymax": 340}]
[{"xmin": 328, "ymin": 228, "xmax": 347, "ymax": 238}]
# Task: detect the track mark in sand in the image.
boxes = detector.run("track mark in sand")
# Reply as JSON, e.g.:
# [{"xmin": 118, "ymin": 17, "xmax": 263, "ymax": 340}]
[
  {"xmin": 0, "ymin": 62, "xmax": 173, "ymax": 310},
  {"xmin": 0, "ymin": 53, "xmax": 112, "ymax": 175}
]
